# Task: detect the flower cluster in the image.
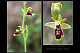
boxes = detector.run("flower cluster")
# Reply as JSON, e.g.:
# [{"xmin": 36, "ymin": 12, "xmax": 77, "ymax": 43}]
[{"xmin": 13, "ymin": 2, "xmax": 35, "ymax": 36}]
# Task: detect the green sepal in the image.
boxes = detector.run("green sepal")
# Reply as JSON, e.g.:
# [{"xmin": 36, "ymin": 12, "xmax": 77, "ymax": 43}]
[
  {"xmin": 45, "ymin": 22, "xmax": 55, "ymax": 29},
  {"xmin": 61, "ymin": 23, "xmax": 71, "ymax": 29},
  {"xmin": 45, "ymin": 21, "xmax": 71, "ymax": 29}
]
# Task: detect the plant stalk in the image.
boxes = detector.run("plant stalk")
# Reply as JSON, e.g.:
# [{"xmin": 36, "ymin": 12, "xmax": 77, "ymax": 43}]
[
  {"xmin": 24, "ymin": 38, "xmax": 27, "ymax": 52},
  {"xmin": 23, "ymin": 13, "xmax": 27, "ymax": 52},
  {"xmin": 57, "ymin": 41, "xmax": 60, "ymax": 45}
]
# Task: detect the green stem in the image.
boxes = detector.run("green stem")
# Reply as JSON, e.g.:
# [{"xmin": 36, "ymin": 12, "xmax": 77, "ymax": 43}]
[
  {"xmin": 22, "ymin": 2, "xmax": 27, "ymax": 52},
  {"xmin": 22, "ymin": 13, "xmax": 27, "ymax": 52},
  {"xmin": 22, "ymin": 15, "xmax": 27, "ymax": 52},
  {"xmin": 24, "ymin": 38, "xmax": 27, "ymax": 52},
  {"xmin": 57, "ymin": 41, "xmax": 60, "ymax": 45}
]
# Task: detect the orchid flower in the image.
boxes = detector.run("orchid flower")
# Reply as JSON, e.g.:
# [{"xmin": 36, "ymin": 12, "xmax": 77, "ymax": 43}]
[{"xmin": 45, "ymin": 2, "xmax": 71, "ymax": 41}]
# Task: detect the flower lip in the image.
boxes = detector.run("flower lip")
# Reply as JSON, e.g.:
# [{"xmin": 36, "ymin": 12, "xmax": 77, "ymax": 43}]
[
  {"xmin": 56, "ymin": 24, "xmax": 60, "ymax": 28},
  {"xmin": 26, "ymin": 11, "xmax": 32, "ymax": 16},
  {"xmin": 56, "ymin": 24, "xmax": 61, "ymax": 30},
  {"xmin": 14, "ymin": 30, "xmax": 21, "ymax": 34}
]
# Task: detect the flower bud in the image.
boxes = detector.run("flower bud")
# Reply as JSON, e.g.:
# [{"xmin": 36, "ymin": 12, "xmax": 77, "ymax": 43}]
[{"xmin": 51, "ymin": 2, "xmax": 62, "ymax": 19}]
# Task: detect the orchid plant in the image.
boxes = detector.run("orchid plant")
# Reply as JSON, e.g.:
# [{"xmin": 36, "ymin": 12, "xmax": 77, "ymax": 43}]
[
  {"xmin": 13, "ymin": 2, "xmax": 35, "ymax": 52},
  {"xmin": 45, "ymin": 2, "xmax": 71, "ymax": 44}
]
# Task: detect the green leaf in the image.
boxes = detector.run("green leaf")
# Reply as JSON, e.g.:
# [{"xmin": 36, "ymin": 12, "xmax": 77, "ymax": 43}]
[
  {"xmin": 61, "ymin": 23, "xmax": 71, "ymax": 29},
  {"xmin": 21, "ymin": 8, "xmax": 26, "ymax": 14},
  {"xmin": 26, "ymin": 25, "xmax": 28, "ymax": 39},
  {"xmin": 45, "ymin": 22, "xmax": 55, "ymax": 29},
  {"xmin": 58, "ymin": 14, "xmax": 62, "ymax": 21}
]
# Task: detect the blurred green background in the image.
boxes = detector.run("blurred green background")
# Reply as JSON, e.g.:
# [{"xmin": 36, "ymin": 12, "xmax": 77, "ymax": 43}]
[
  {"xmin": 43, "ymin": 1, "xmax": 73, "ymax": 45},
  {"xmin": 7, "ymin": 1, "xmax": 41, "ymax": 52}
]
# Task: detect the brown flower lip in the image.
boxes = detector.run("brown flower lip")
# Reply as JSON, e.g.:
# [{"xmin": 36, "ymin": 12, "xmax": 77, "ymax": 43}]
[
  {"xmin": 14, "ymin": 30, "xmax": 21, "ymax": 34},
  {"xmin": 54, "ymin": 25, "xmax": 63, "ymax": 39},
  {"xmin": 26, "ymin": 11, "xmax": 32, "ymax": 16}
]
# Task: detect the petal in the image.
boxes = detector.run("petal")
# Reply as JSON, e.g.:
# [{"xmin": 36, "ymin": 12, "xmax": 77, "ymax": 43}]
[
  {"xmin": 61, "ymin": 18, "xmax": 67, "ymax": 24},
  {"xmin": 61, "ymin": 23, "xmax": 71, "ymax": 29},
  {"xmin": 16, "ymin": 29, "xmax": 19, "ymax": 32},
  {"xmin": 45, "ymin": 22, "xmax": 55, "ymax": 29},
  {"xmin": 51, "ymin": 17, "xmax": 56, "ymax": 22},
  {"xmin": 32, "ymin": 13, "xmax": 35, "ymax": 16}
]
